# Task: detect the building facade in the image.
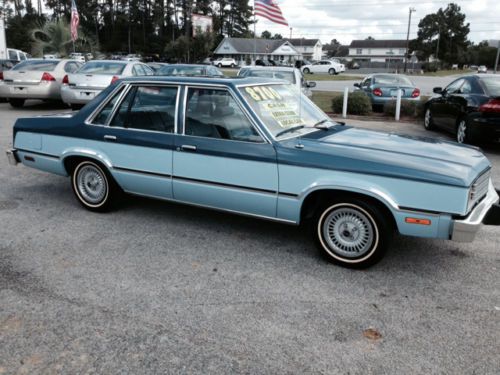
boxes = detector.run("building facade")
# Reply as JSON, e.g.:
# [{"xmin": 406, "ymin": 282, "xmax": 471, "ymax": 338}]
[
  {"xmin": 347, "ymin": 39, "xmax": 408, "ymax": 64},
  {"xmin": 213, "ymin": 37, "xmax": 322, "ymax": 65}
]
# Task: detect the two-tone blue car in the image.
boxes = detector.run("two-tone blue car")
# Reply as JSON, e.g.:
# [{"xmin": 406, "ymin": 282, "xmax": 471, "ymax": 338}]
[{"xmin": 6, "ymin": 76, "xmax": 500, "ymax": 268}]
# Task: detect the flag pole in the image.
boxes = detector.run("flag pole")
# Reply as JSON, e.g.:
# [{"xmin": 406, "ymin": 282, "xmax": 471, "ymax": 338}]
[{"xmin": 253, "ymin": 0, "xmax": 256, "ymax": 66}]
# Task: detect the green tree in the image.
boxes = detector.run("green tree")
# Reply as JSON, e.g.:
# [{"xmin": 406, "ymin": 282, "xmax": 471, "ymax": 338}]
[
  {"xmin": 411, "ymin": 3, "xmax": 470, "ymax": 65},
  {"xmin": 261, "ymin": 30, "xmax": 272, "ymax": 39}
]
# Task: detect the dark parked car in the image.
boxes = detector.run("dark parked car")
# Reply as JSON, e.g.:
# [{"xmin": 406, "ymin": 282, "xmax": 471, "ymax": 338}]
[
  {"xmin": 354, "ymin": 74, "xmax": 420, "ymax": 110},
  {"xmin": 424, "ymin": 75, "xmax": 500, "ymax": 144},
  {"xmin": 156, "ymin": 64, "xmax": 224, "ymax": 78},
  {"xmin": 255, "ymin": 59, "xmax": 273, "ymax": 67}
]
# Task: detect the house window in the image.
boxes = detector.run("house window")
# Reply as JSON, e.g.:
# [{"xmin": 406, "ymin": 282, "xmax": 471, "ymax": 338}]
[
  {"xmin": 356, "ymin": 49, "xmax": 363, "ymax": 55},
  {"xmin": 399, "ymin": 49, "xmax": 406, "ymax": 55}
]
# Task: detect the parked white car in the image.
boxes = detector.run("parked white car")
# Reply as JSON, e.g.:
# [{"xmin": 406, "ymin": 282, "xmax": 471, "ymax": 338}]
[
  {"xmin": 61, "ymin": 60, "xmax": 154, "ymax": 108},
  {"xmin": 121, "ymin": 54, "xmax": 142, "ymax": 62},
  {"xmin": 478, "ymin": 65, "xmax": 488, "ymax": 74},
  {"xmin": 301, "ymin": 60, "xmax": 345, "ymax": 75},
  {"xmin": 213, "ymin": 57, "xmax": 238, "ymax": 68},
  {"xmin": 0, "ymin": 59, "xmax": 83, "ymax": 107},
  {"xmin": 237, "ymin": 66, "xmax": 316, "ymax": 97},
  {"xmin": 69, "ymin": 53, "xmax": 86, "ymax": 62}
]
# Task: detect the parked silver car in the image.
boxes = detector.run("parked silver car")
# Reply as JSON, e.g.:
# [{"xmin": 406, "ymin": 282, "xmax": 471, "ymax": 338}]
[
  {"xmin": 237, "ymin": 66, "xmax": 316, "ymax": 97},
  {"xmin": 61, "ymin": 60, "xmax": 154, "ymax": 108},
  {"xmin": 0, "ymin": 59, "xmax": 83, "ymax": 108}
]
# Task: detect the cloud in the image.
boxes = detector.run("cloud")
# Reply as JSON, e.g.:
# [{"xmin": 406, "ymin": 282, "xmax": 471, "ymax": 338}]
[{"xmin": 253, "ymin": 0, "xmax": 500, "ymax": 44}]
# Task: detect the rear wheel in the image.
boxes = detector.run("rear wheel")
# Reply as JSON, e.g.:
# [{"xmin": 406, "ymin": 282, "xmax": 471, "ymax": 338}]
[
  {"xmin": 9, "ymin": 99, "xmax": 25, "ymax": 108},
  {"xmin": 218, "ymin": 63, "xmax": 222, "ymax": 68},
  {"xmin": 314, "ymin": 197, "xmax": 392, "ymax": 268},
  {"xmin": 303, "ymin": 68, "xmax": 310, "ymax": 74},
  {"xmin": 456, "ymin": 117, "xmax": 471, "ymax": 144},
  {"xmin": 328, "ymin": 68, "xmax": 336, "ymax": 75},
  {"xmin": 230, "ymin": 63, "xmax": 235, "ymax": 68},
  {"xmin": 424, "ymin": 108, "xmax": 435, "ymax": 130},
  {"xmin": 71, "ymin": 160, "xmax": 119, "ymax": 212}
]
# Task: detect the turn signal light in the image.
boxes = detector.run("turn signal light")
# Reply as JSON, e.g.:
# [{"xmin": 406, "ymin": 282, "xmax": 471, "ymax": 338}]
[
  {"xmin": 479, "ymin": 99, "xmax": 500, "ymax": 113},
  {"xmin": 41, "ymin": 72, "xmax": 56, "ymax": 82},
  {"xmin": 111, "ymin": 76, "xmax": 119, "ymax": 84},
  {"xmin": 373, "ymin": 88, "xmax": 383, "ymax": 97},
  {"xmin": 62, "ymin": 74, "xmax": 69, "ymax": 85},
  {"xmin": 405, "ymin": 217, "xmax": 431, "ymax": 225},
  {"xmin": 411, "ymin": 88, "xmax": 420, "ymax": 98}
]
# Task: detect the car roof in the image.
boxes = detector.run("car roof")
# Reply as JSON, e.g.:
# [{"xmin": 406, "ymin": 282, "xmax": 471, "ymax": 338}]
[
  {"xmin": 119, "ymin": 76, "xmax": 279, "ymax": 88},
  {"xmin": 241, "ymin": 66, "xmax": 297, "ymax": 72},
  {"xmin": 163, "ymin": 64, "xmax": 210, "ymax": 68}
]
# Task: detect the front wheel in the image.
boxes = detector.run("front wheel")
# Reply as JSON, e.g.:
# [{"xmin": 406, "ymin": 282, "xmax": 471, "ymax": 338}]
[
  {"xmin": 303, "ymin": 68, "xmax": 310, "ymax": 74},
  {"xmin": 230, "ymin": 63, "xmax": 235, "ymax": 68},
  {"xmin": 314, "ymin": 198, "xmax": 392, "ymax": 268},
  {"xmin": 328, "ymin": 68, "xmax": 336, "ymax": 75},
  {"xmin": 71, "ymin": 160, "xmax": 118, "ymax": 212},
  {"xmin": 218, "ymin": 63, "xmax": 222, "ymax": 68}
]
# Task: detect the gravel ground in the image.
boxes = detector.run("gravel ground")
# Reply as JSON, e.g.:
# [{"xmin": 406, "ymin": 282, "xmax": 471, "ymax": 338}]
[{"xmin": 0, "ymin": 101, "xmax": 499, "ymax": 374}]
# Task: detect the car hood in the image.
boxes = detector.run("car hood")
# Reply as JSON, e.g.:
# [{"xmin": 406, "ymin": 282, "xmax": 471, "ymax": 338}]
[{"xmin": 278, "ymin": 126, "xmax": 490, "ymax": 187}]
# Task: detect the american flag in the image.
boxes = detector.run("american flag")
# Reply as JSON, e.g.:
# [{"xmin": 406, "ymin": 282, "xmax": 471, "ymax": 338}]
[
  {"xmin": 254, "ymin": 0, "xmax": 289, "ymax": 27},
  {"xmin": 70, "ymin": 0, "xmax": 80, "ymax": 41}
]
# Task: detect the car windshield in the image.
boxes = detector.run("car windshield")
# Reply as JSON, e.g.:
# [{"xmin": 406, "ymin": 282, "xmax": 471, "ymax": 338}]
[
  {"xmin": 373, "ymin": 75, "xmax": 413, "ymax": 86},
  {"xmin": 239, "ymin": 83, "xmax": 334, "ymax": 139},
  {"xmin": 78, "ymin": 61, "xmax": 126, "ymax": 75},
  {"xmin": 12, "ymin": 60, "xmax": 59, "ymax": 71},
  {"xmin": 481, "ymin": 77, "xmax": 500, "ymax": 96},
  {"xmin": 247, "ymin": 70, "xmax": 296, "ymax": 84},
  {"xmin": 158, "ymin": 65, "xmax": 204, "ymax": 76}
]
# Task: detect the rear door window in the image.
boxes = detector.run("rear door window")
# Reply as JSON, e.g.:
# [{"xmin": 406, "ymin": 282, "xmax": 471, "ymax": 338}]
[{"xmin": 110, "ymin": 85, "xmax": 178, "ymax": 133}]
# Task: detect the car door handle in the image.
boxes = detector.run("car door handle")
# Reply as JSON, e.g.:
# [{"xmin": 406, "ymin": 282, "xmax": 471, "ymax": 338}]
[
  {"xmin": 180, "ymin": 144, "xmax": 197, "ymax": 152},
  {"xmin": 104, "ymin": 135, "xmax": 117, "ymax": 141}
]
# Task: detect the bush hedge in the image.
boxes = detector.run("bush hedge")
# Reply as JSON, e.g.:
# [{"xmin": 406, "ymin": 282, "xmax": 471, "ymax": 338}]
[
  {"xmin": 383, "ymin": 99, "xmax": 425, "ymax": 118},
  {"xmin": 332, "ymin": 91, "xmax": 372, "ymax": 115}
]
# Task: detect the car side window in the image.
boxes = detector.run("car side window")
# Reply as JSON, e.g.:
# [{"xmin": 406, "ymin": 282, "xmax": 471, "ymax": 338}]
[
  {"xmin": 142, "ymin": 65, "xmax": 154, "ymax": 76},
  {"xmin": 185, "ymin": 88, "xmax": 263, "ymax": 143},
  {"xmin": 92, "ymin": 86, "xmax": 125, "ymax": 125},
  {"xmin": 362, "ymin": 78, "xmax": 371, "ymax": 87},
  {"xmin": 445, "ymin": 79, "xmax": 464, "ymax": 94},
  {"xmin": 110, "ymin": 85, "xmax": 177, "ymax": 133},
  {"xmin": 64, "ymin": 62, "xmax": 80, "ymax": 73},
  {"xmin": 459, "ymin": 80, "xmax": 472, "ymax": 94}
]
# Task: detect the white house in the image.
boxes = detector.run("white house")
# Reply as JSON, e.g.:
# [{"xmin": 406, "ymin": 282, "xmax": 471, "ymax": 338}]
[
  {"xmin": 347, "ymin": 39, "xmax": 408, "ymax": 64},
  {"xmin": 286, "ymin": 38, "xmax": 323, "ymax": 61},
  {"xmin": 213, "ymin": 37, "xmax": 302, "ymax": 64}
]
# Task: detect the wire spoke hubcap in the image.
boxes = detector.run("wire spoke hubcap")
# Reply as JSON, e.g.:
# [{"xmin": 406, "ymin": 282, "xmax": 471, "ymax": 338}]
[
  {"xmin": 457, "ymin": 120, "xmax": 466, "ymax": 143},
  {"xmin": 322, "ymin": 207, "xmax": 374, "ymax": 258},
  {"xmin": 77, "ymin": 166, "xmax": 107, "ymax": 204}
]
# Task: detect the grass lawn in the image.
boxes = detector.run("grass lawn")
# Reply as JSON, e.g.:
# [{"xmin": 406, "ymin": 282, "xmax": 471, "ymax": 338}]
[
  {"xmin": 311, "ymin": 91, "xmax": 342, "ymax": 113},
  {"xmin": 417, "ymin": 69, "xmax": 472, "ymax": 77}
]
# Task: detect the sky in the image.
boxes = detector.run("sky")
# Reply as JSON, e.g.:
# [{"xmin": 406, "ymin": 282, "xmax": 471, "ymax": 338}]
[{"xmin": 252, "ymin": 0, "xmax": 500, "ymax": 45}]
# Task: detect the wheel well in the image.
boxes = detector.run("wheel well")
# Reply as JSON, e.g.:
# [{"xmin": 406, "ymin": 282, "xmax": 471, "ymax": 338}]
[
  {"xmin": 63, "ymin": 155, "xmax": 108, "ymax": 176},
  {"xmin": 300, "ymin": 189, "xmax": 396, "ymax": 229}
]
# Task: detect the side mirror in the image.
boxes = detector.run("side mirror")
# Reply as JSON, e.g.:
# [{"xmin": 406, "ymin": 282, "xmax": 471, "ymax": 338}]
[
  {"xmin": 353, "ymin": 83, "xmax": 361, "ymax": 88},
  {"xmin": 306, "ymin": 81, "xmax": 316, "ymax": 88},
  {"xmin": 433, "ymin": 87, "xmax": 443, "ymax": 94}
]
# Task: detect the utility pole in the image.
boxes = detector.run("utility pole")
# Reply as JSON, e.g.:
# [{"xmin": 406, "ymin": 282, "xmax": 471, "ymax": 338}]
[
  {"xmin": 435, "ymin": 24, "xmax": 441, "ymax": 66},
  {"xmin": 495, "ymin": 41, "xmax": 500, "ymax": 74},
  {"xmin": 403, "ymin": 7, "xmax": 416, "ymax": 73},
  {"xmin": 289, "ymin": 27, "xmax": 292, "ymax": 39}
]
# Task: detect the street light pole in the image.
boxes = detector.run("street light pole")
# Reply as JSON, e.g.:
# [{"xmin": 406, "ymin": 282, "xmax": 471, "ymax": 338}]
[
  {"xmin": 404, "ymin": 7, "xmax": 416, "ymax": 73},
  {"xmin": 495, "ymin": 41, "xmax": 500, "ymax": 74}
]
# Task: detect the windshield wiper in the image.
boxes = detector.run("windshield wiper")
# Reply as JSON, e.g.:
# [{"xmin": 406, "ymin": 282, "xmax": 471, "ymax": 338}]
[
  {"xmin": 275, "ymin": 125, "xmax": 305, "ymax": 138},
  {"xmin": 313, "ymin": 119, "xmax": 335, "ymax": 130}
]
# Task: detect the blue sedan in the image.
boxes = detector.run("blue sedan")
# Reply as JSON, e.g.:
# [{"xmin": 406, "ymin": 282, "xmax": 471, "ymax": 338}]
[
  {"xmin": 6, "ymin": 76, "xmax": 500, "ymax": 268},
  {"xmin": 354, "ymin": 74, "xmax": 421, "ymax": 110}
]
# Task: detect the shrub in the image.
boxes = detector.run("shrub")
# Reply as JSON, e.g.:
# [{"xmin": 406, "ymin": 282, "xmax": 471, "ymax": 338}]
[
  {"xmin": 332, "ymin": 91, "xmax": 372, "ymax": 115},
  {"xmin": 383, "ymin": 99, "xmax": 424, "ymax": 118},
  {"xmin": 421, "ymin": 62, "xmax": 439, "ymax": 72}
]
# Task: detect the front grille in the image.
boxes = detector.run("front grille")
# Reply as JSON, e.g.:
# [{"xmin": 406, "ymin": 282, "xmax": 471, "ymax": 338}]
[{"xmin": 468, "ymin": 170, "xmax": 490, "ymax": 212}]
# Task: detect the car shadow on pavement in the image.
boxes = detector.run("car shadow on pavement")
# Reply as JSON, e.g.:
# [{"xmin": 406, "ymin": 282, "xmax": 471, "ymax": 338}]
[{"xmin": 2, "ymin": 100, "xmax": 70, "ymax": 111}]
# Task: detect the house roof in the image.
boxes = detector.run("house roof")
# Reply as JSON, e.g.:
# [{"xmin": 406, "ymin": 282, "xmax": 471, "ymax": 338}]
[
  {"xmin": 217, "ymin": 38, "xmax": 291, "ymax": 54},
  {"xmin": 349, "ymin": 39, "xmax": 407, "ymax": 49},
  {"xmin": 286, "ymin": 38, "xmax": 320, "ymax": 47}
]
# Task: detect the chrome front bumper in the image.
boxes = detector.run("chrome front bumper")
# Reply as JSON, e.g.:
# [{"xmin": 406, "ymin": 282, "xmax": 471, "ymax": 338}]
[
  {"xmin": 451, "ymin": 180, "xmax": 500, "ymax": 242},
  {"xmin": 6, "ymin": 149, "xmax": 19, "ymax": 166}
]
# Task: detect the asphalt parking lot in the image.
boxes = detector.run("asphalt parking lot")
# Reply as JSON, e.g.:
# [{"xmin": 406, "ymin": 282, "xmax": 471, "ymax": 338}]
[{"xmin": 0, "ymin": 101, "xmax": 499, "ymax": 374}]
